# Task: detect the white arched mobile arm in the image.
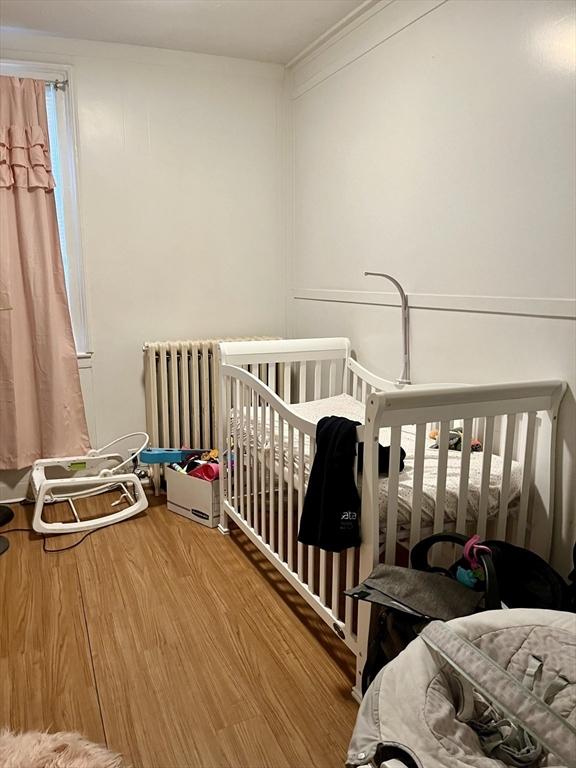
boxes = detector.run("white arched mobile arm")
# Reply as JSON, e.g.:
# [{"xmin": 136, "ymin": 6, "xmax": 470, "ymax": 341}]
[{"xmin": 364, "ymin": 272, "xmax": 411, "ymax": 385}]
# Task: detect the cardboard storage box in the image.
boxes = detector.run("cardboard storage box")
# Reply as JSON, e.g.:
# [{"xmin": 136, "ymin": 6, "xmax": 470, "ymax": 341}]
[{"xmin": 166, "ymin": 467, "xmax": 220, "ymax": 528}]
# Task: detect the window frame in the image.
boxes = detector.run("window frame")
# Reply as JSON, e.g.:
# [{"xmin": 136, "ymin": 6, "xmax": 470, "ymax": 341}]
[{"xmin": 0, "ymin": 59, "xmax": 91, "ymax": 357}]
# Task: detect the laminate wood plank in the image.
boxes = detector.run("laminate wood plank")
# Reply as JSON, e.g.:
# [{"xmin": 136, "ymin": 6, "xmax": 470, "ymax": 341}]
[
  {"xmin": 221, "ymin": 598, "xmax": 354, "ymax": 767},
  {"xmin": 0, "ymin": 495, "xmax": 357, "ymax": 768},
  {"xmin": 0, "ymin": 509, "xmax": 104, "ymax": 744},
  {"xmin": 218, "ymin": 716, "xmax": 293, "ymax": 768}
]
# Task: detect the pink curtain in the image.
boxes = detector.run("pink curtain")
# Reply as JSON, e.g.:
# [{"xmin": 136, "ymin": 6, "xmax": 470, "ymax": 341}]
[{"xmin": 0, "ymin": 76, "xmax": 89, "ymax": 469}]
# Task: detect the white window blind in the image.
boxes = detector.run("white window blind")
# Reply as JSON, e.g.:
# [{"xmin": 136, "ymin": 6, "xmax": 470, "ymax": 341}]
[{"xmin": 45, "ymin": 85, "xmax": 70, "ymax": 285}]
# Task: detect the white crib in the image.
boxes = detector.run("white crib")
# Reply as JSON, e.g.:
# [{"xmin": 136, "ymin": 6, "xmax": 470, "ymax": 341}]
[{"xmin": 217, "ymin": 337, "xmax": 565, "ymax": 700}]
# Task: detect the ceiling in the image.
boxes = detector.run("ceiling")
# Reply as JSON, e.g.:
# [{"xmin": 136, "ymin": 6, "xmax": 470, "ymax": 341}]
[{"xmin": 0, "ymin": 0, "xmax": 368, "ymax": 64}]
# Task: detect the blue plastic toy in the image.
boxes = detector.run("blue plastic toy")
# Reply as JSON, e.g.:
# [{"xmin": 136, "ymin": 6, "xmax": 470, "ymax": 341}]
[
  {"xmin": 456, "ymin": 566, "xmax": 478, "ymax": 588},
  {"xmin": 140, "ymin": 447, "xmax": 200, "ymax": 464}
]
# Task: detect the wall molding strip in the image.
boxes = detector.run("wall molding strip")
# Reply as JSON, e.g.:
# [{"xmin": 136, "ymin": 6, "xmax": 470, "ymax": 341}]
[
  {"xmin": 289, "ymin": 0, "xmax": 448, "ymax": 99},
  {"xmin": 292, "ymin": 288, "xmax": 576, "ymax": 320},
  {"xmin": 286, "ymin": 0, "xmax": 384, "ymax": 69}
]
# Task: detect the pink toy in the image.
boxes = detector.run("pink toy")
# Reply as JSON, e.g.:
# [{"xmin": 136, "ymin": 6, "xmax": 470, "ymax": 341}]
[
  {"xmin": 463, "ymin": 534, "xmax": 491, "ymax": 570},
  {"xmin": 189, "ymin": 463, "xmax": 220, "ymax": 482}
]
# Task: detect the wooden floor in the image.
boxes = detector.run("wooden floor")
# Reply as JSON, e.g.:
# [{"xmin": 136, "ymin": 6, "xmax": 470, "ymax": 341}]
[{"xmin": 0, "ymin": 494, "xmax": 358, "ymax": 768}]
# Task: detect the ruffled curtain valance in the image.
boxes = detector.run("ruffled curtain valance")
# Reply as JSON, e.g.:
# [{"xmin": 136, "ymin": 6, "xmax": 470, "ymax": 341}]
[
  {"xmin": 0, "ymin": 124, "xmax": 55, "ymax": 189},
  {"xmin": 0, "ymin": 77, "xmax": 56, "ymax": 190}
]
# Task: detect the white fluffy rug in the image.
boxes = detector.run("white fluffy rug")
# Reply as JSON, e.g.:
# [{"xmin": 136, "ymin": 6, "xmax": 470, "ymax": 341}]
[{"xmin": 0, "ymin": 729, "xmax": 125, "ymax": 768}]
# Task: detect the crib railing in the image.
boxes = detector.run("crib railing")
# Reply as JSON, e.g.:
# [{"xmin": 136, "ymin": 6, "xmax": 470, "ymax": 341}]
[
  {"xmin": 218, "ymin": 339, "xmax": 566, "ymax": 700},
  {"xmin": 360, "ymin": 380, "xmax": 565, "ymax": 566},
  {"xmin": 348, "ymin": 379, "xmax": 565, "ymax": 697},
  {"xmin": 345, "ymin": 357, "xmax": 396, "ymax": 403},
  {"xmin": 219, "ymin": 338, "xmax": 366, "ymax": 649}
]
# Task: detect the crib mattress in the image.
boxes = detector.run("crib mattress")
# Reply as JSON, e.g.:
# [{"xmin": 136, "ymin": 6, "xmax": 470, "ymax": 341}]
[{"xmin": 231, "ymin": 393, "xmax": 522, "ymax": 533}]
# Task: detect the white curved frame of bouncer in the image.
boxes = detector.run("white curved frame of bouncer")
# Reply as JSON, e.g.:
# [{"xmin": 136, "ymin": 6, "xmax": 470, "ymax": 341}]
[{"xmin": 31, "ymin": 432, "xmax": 150, "ymax": 534}]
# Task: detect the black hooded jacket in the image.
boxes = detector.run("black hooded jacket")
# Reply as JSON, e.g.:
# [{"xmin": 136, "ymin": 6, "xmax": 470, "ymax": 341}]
[{"xmin": 297, "ymin": 416, "xmax": 406, "ymax": 552}]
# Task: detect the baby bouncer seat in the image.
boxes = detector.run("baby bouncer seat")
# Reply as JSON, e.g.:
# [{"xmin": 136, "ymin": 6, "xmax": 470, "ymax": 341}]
[
  {"xmin": 30, "ymin": 432, "xmax": 149, "ymax": 534},
  {"xmin": 347, "ymin": 609, "xmax": 576, "ymax": 768}
]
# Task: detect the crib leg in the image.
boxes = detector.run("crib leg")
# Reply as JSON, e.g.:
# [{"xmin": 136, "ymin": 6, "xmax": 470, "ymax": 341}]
[
  {"xmin": 351, "ymin": 683, "xmax": 363, "ymax": 705},
  {"xmin": 218, "ymin": 508, "xmax": 230, "ymax": 535},
  {"xmin": 217, "ymin": 459, "xmax": 230, "ymax": 534}
]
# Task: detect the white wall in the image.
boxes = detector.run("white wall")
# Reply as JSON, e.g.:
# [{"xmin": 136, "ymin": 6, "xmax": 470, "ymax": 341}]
[
  {"xmin": 0, "ymin": 30, "xmax": 286, "ymax": 460},
  {"xmin": 286, "ymin": 0, "xmax": 576, "ymax": 574},
  {"xmin": 1, "ymin": 3, "xmax": 574, "ymax": 573}
]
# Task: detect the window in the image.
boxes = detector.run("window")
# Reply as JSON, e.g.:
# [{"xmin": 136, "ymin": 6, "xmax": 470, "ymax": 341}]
[{"xmin": 0, "ymin": 60, "xmax": 90, "ymax": 355}]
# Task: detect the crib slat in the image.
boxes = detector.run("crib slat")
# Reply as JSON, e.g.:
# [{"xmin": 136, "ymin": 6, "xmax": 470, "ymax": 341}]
[
  {"xmin": 228, "ymin": 377, "xmax": 234, "ymax": 509},
  {"xmin": 268, "ymin": 364, "xmax": 276, "ymax": 394},
  {"xmin": 434, "ymin": 420, "xmax": 450, "ymax": 534},
  {"xmin": 409, "ymin": 423, "xmax": 427, "ymax": 552},
  {"xmin": 384, "ymin": 427, "xmax": 402, "ymax": 563},
  {"xmin": 319, "ymin": 549, "xmax": 327, "ymax": 604},
  {"xmin": 456, "ymin": 419, "xmax": 473, "ymax": 534},
  {"xmin": 252, "ymin": 389, "xmax": 259, "ymax": 533},
  {"xmin": 352, "ymin": 373, "xmax": 359, "ymax": 401},
  {"xmin": 307, "ymin": 433, "xmax": 316, "ymax": 592},
  {"xmin": 299, "ymin": 362, "xmax": 307, "ymax": 403},
  {"xmin": 260, "ymin": 396, "xmax": 267, "ymax": 540},
  {"xmin": 331, "ymin": 552, "xmax": 340, "ymax": 618},
  {"xmin": 477, "ymin": 416, "xmax": 495, "ymax": 539},
  {"xmin": 269, "ymin": 407, "xmax": 276, "ymax": 552},
  {"xmin": 517, "ymin": 412, "xmax": 537, "ymax": 546},
  {"xmin": 284, "ymin": 363, "xmax": 292, "ymax": 404},
  {"xmin": 239, "ymin": 382, "xmax": 245, "ymax": 520},
  {"xmin": 328, "ymin": 360, "xmax": 337, "ymax": 396},
  {"xmin": 278, "ymin": 416, "xmax": 285, "ymax": 561},
  {"xmin": 344, "ymin": 548, "xmax": 354, "ymax": 634},
  {"xmin": 245, "ymin": 384, "xmax": 252, "ymax": 528},
  {"xmin": 297, "ymin": 431, "xmax": 305, "ymax": 581},
  {"xmin": 314, "ymin": 361, "xmax": 322, "ymax": 399},
  {"xmin": 497, "ymin": 413, "xmax": 516, "ymax": 540},
  {"xmin": 308, "ymin": 433, "xmax": 316, "ymax": 466},
  {"xmin": 287, "ymin": 424, "xmax": 295, "ymax": 570},
  {"xmin": 233, "ymin": 379, "xmax": 240, "ymax": 514},
  {"xmin": 361, "ymin": 380, "xmax": 367, "ymax": 405},
  {"xmin": 226, "ymin": 376, "xmax": 232, "ymax": 508},
  {"xmin": 308, "ymin": 546, "xmax": 315, "ymax": 594}
]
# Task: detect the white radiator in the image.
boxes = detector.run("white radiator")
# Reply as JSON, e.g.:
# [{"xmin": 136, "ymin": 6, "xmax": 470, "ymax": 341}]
[{"xmin": 143, "ymin": 338, "xmax": 272, "ymax": 492}]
